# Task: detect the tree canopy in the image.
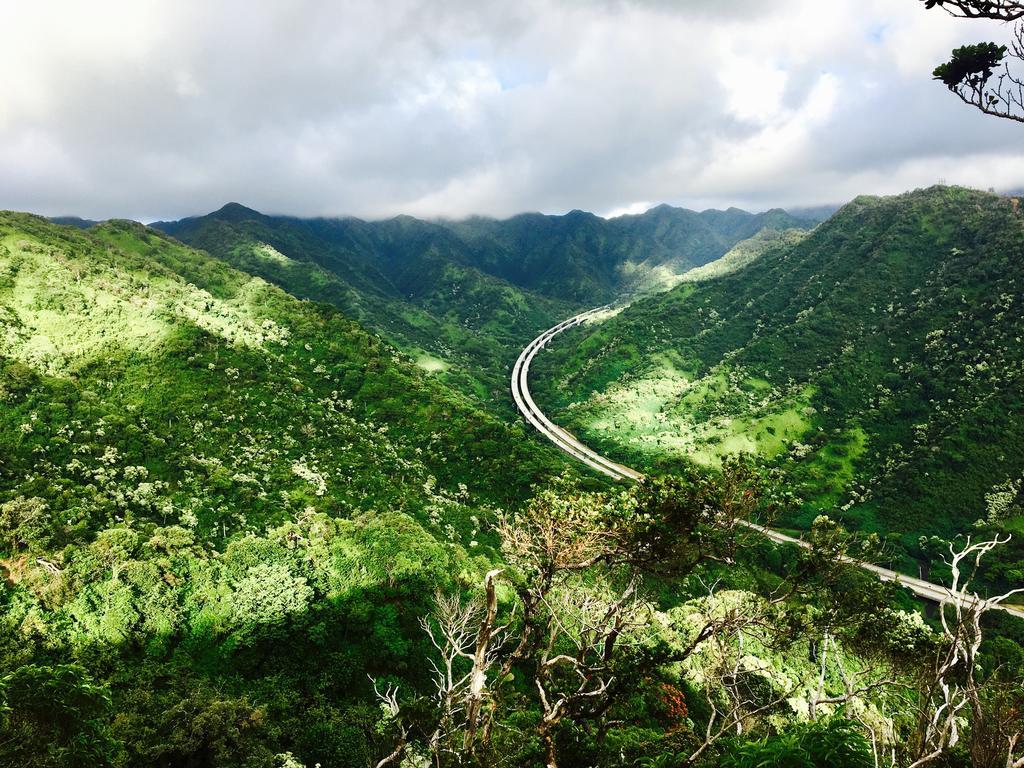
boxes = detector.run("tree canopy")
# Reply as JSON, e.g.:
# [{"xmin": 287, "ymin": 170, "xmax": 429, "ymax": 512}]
[{"xmin": 923, "ymin": 0, "xmax": 1024, "ymax": 122}]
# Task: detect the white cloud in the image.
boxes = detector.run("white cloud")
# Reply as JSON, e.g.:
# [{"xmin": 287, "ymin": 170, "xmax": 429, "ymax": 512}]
[
  {"xmin": 720, "ymin": 62, "xmax": 789, "ymax": 125},
  {"xmin": 0, "ymin": 0, "xmax": 1021, "ymax": 220},
  {"xmin": 602, "ymin": 201, "xmax": 656, "ymax": 218}
]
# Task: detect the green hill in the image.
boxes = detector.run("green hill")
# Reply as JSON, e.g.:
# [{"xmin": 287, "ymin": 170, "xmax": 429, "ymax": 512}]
[
  {"xmin": 150, "ymin": 203, "xmax": 817, "ymax": 399},
  {"xmin": 0, "ymin": 212, "xmax": 561, "ymax": 546},
  {"xmin": 532, "ymin": 187, "xmax": 1024, "ymax": 554},
  {"xmin": 151, "ymin": 204, "xmax": 574, "ymax": 405}
]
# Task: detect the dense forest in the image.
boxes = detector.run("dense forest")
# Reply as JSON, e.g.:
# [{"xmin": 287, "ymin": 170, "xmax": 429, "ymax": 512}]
[
  {"xmin": 533, "ymin": 187, "xmax": 1024, "ymax": 587},
  {"xmin": 146, "ymin": 203, "xmax": 816, "ymax": 407},
  {"xmin": 2, "ymin": 193, "xmax": 1023, "ymax": 768}
]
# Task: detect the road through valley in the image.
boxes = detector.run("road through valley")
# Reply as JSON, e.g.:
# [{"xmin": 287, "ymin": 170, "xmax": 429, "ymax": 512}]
[{"xmin": 511, "ymin": 309, "xmax": 1024, "ymax": 621}]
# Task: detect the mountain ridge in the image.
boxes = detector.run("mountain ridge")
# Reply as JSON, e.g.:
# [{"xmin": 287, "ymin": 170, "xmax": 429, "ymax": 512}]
[
  {"xmin": 531, "ymin": 186, "xmax": 1024, "ymax": 570},
  {"xmin": 144, "ymin": 200, "xmax": 818, "ymax": 405}
]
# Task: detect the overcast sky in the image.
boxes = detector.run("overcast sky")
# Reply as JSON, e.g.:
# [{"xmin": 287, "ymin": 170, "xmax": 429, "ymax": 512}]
[{"xmin": 1, "ymin": 0, "xmax": 1022, "ymax": 221}]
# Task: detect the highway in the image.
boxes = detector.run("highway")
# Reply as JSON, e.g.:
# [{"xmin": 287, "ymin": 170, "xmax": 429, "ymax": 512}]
[{"xmin": 511, "ymin": 310, "xmax": 1024, "ymax": 621}]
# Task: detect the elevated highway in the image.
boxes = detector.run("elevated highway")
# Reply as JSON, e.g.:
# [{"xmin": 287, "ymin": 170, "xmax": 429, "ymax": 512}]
[{"xmin": 512, "ymin": 310, "xmax": 1024, "ymax": 621}]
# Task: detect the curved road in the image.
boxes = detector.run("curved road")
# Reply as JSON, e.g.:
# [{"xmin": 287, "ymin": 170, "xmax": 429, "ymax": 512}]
[{"xmin": 512, "ymin": 309, "xmax": 1024, "ymax": 621}]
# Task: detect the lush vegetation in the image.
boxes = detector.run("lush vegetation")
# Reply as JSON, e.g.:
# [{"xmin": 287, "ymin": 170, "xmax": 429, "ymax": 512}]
[
  {"xmin": 533, "ymin": 187, "xmax": 1024, "ymax": 583},
  {"xmin": 0, "ymin": 211, "xmax": 567, "ymax": 765},
  {"xmin": 149, "ymin": 203, "xmax": 817, "ymax": 406},
  {"xmin": 438, "ymin": 204, "xmax": 815, "ymax": 303},
  {"xmin": 151, "ymin": 204, "xmax": 575, "ymax": 407},
  {"xmin": 3, "ymin": 195, "xmax": 1023, "ymax": 768}
]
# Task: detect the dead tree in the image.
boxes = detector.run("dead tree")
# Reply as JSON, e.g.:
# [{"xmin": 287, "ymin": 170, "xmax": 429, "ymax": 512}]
[
  {"xmin": 533, "ymin": 577, "xmax": 645, "ymax": 768},
  {"xmin": 806, "ymin": 633, "xmax": 900, "ymax": 723},
  {"xmin": 370, "ymin": 679, "xmax": 408, "ymax": 768},
  {"xmin": 416, "ymin": 569, "xmax": 510, "ymax": 763},
  {"xmin": 372, "ymin": 470, "xmax": 833, "ymax": 767},
  {"xmin": 683, "ymin": 618, "xmax": 798, "ymax": 766},
  {"xmin": 907, "ymin": 535, "xmax": 1024, "ymax": 768}
]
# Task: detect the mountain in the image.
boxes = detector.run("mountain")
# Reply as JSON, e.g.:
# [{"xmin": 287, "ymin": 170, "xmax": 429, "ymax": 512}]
[
  {"xmin": 152, "ymin": 204, "xmax": 575, "ymax": 404},
  {"xmin": 149, "ymin": 202, "xmax": 816, "ymax": 405},
  {"xmin": 0, "ymin": 209, "xmax": 864, "ymax": 768},
  {"xmin": 532, "ymin": 187, "xmax": 1024, "ymax": 559},
  {"xmin": 437, "ymin": 203, "xmax": 816, "ymax": 302},
  {"xmin": 0, "ymin": 212, "xmax": 559, "ymax": 542},
  {"xmin": 675, "ymin": 227, "xmax": 808, "ymax": 285},
  {"xmin": 47, "ymin": 215, "xmax": 102, "ymax": 229}
]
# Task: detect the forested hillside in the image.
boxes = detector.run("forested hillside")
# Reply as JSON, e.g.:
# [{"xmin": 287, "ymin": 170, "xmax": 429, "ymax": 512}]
[
  {"xmin": 150, "ymin": 203, "xmax": 815, "ymax": 405},
  {"xmin": 0, "ymin": 213, "xmax": 563, "ymax": 538},
  {"xmin": 151, "ymin": 204, "xmax": 573, "ymax": 405},
  {"xmin": 0, "ymin": 212, "xmax": 566, "ymax": 765},
  {"xmin": 3, "ymin": 196, "xmax": 1024, "ymax": 768},
  {"xmin": 533, "ymin": 187, "xmax": 1024, "ymax": 573},
  {"xmin": 9, "ymin": 1, "xmax": 1024, "ymax": 765}
]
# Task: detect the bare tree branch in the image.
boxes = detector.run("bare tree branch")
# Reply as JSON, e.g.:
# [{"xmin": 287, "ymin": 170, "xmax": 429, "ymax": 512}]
[
  {"xmin": 369, "ymin": 677, "xmax": 408, "ymax": 768},
  {"xmin": 923, "ymin": 0, "xmax": 1024, "ymax": 20},
  {"xmin": 907, "ymin": 535, "xmax": 1024, "ymax": 768}
]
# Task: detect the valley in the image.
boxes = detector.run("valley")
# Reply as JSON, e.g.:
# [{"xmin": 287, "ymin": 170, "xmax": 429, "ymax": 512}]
[
  {"xmin": 2, "ymin": 188, "xmax": 1023, "ymax": 768},
  {"xmin": 513, "ymin": 301, "xmax": 1024, "ymax": 620},
  {"xmin": 147, "ymin": 202, "xmax": 820, "ymax": 410},
  {"xmin": 7, "ymin": 4, "xmax": 1024, "ymax": 766},
  {"xmin": 533, "ymin": 188, "xmax": 1024, "ymax": 562}
]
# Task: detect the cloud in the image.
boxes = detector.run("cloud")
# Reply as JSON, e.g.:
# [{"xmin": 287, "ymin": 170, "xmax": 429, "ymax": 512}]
[{"xmin": 0, "ymin": 0, "xmax": 1021, "ymax": 220}]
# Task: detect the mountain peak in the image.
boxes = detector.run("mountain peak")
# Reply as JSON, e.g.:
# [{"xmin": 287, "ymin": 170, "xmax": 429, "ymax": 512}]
[{"xmin": 211, "ymin": 202, "xmax": 264, "ymax": 222}]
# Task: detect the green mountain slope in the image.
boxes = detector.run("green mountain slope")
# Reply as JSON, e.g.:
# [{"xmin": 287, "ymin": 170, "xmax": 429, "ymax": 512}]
[
  {"xmin": 0, "ymin": 212, "xmax": 559, "ymax": 548},
  {"xmin": 152, "ymin": 204, "xmax": 574, "ymax": 405},
  {"xmin": 150, "ymin": 202, "xmax": 816, "ymax": 406},
  {"xmin": 440, "ymin": 204, "xmax": 815, "ymax": 302},
  {"xmin": 533, "ymin": 187, "xmax": 1024, "ymax": 549}
]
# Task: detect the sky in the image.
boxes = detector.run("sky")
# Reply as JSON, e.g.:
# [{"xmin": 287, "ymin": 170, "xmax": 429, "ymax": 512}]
[{"xmin": 1, "ymin": 0, "xmax": 1023, "ymax": 221}]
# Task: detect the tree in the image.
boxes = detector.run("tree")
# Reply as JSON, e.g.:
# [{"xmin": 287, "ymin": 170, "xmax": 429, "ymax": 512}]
[
  {"xmin": 923, "ymin": 0, "xmax": 1024, "ymax": 122},
  {"xmin": 904, "ymin": 535, "xmax": 1024, "ymax": 768},
  {"xmin": 924, "ymin": 1, "xmax": 1024, "ymax": 19},
  {"xmin": 370, "ymin": 466, "xmax": 861, "ymax": 768},
  {"xmin": 0, "ymin": 664, "xmax": 117, "ymax": 768}
]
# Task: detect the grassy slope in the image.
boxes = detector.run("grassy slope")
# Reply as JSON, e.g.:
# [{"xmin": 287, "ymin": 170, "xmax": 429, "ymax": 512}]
[{"xmin": 533, "ymin": 187, "xmax": 1024, "ymax": 545}]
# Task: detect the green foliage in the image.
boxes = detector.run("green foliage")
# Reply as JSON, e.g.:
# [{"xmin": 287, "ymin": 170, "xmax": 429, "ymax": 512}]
[
  {"xmin": 534, "ymin": 187, "xmax": 1024, "ymax": 567},
  {"xmin": 933, "ymin": 43, "xmax": 1008, "ymax": 88},
  {"xmin": 721, "ymin": 719, "xmax": 874, "ymax": 768},
  {"xmin": 0, "ymin": 664, "xmax": 117, "ymax": 768},
  {"xmin": 151, "ymin": 204, "xmax": 576, "ymax": 405},
  {"xmin": 230, "ymin": 562, "xmax": 313, "ymax": 641},
  {"xmin": 0, "ymin": 212, "xmax": 562, "ymax": 765},
  {"xmin": 3, "ymin": 193, "xmax": 1019, "ymax": 767},
  {"xmin": 0, "ymin": 211, "xmax": 560, "ymax": 550}
]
